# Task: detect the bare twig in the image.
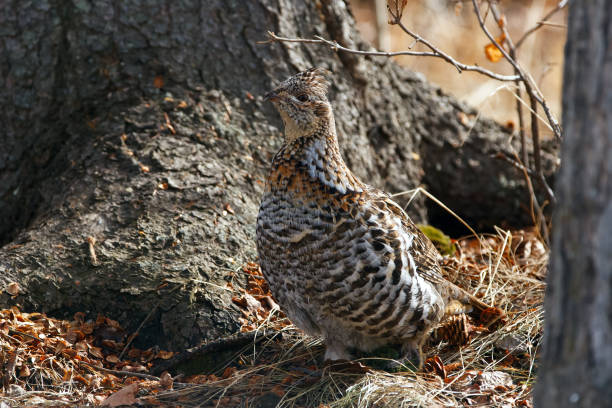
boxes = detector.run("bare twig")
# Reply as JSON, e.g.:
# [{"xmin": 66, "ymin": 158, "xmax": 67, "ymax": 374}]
[
  {"xmin": 386, "ymin": 8, "xmax": 459, "ymax": 72},
  {"xmin": 387, "ymin": 7, "xmax": 522, "ymax": 81},
  {"xmin": 535, "ymin": 21, "xmax": 566, "ymax": 29},
  {"xmin": 513, "ymin": 149, "xmax": 550, "ymax": 246},
  {"xmin": 490, "ymin": 3, "xmax": 555, "ymax": 204},
  {"xmin": 264, "ymin": 31, "xmax": 520, "ymax": 82},
  {"xmin": 471, "ymin": 0, "xmax": 562, "ymax": 141},
  {"xmin": 517, "ymin": 89, "xmax": 528, "ymax": 166},
  {"xmin": 79, "ymin": 360, "xmax": 161, "ymax": 381},
  {"xmin": 9, "ymin": 329, "xmax": 42, "ymax": 343},
  {"xmin": 511, "ymin": 91, "xmax": 555, "ymax": 133},
  {"xmin": 515, "ymin": 0, "xmax": 568, "ymax": 49},
  {"xmin": 494, "ymin": 152, "xmax": 535, "ymax": 177},
  {"xmin": 528, "ymin": 93, "xmax": 555, "ymax": 203},
  {"xmin": 487, "ymin": 1, "xmax": 555, "ymax": 242},
  {"xmin": 487, "ymin": 5, "xmax": 529, "ymax": 168}
]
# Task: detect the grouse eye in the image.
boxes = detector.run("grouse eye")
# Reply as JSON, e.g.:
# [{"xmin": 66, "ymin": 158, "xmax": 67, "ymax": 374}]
[{"xmin": 296, "ymin": 94, "xmax": 309, "ymax": 103}]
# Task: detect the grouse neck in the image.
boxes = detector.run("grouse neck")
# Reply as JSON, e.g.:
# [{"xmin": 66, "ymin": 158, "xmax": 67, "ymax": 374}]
[{"xmin": 297, "ymin": 118, "xmax": 365, "ymax": 195}]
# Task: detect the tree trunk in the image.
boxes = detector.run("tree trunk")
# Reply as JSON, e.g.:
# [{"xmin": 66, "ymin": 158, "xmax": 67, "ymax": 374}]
[
  {"xmin": 535, "ymin": 2, "xmax": 612, "ymax": 407},
  {"xmin": 0, "ymin": 0, "xmax": 556, "ymax": 350}
]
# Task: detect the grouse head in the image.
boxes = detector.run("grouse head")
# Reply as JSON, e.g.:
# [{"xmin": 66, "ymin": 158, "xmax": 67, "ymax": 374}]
[{"xmin": 265, "ymin": 68, "xmax": 332, "ymax": 142}]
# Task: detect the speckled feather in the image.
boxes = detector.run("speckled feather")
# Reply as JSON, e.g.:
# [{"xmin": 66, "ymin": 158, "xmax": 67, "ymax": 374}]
[{"xmin": 256, "ymin": 68, "xmax": 488, "ymax": 364}]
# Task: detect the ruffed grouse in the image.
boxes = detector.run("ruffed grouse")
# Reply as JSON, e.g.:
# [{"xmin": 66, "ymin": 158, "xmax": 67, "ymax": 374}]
[{"xmin": 256, "ymin": 68, "xmax": 489, "ymax": 366}]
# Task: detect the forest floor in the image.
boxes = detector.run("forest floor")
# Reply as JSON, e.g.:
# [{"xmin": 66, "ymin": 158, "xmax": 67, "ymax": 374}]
[{"xmin": 0, "ymin": 226, "xmax": 547, "ymax": 407}]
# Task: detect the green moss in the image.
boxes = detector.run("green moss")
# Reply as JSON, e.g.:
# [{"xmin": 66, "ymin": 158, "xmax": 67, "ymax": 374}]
[{"xmin": 417, "ymin": 224, "xmax": 456, "ymax": 256}]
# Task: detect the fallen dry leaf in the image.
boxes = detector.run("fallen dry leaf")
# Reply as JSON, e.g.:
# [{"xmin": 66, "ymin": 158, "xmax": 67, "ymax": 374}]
[
  {"xmin": 222, "ymin": 366, "xmax": 237, "ymax": 379},
  {"xmin": 155, "ymin": 350, "xmax": 174, "ymax": 360},
  {"xmin": 159, "ymin": 371, "xmax": 173, "ymax": 390},
  {"xmin": 100, "ymin": 383, "xmax": 138, "ymax": 407},
  {"xmin": 89, "ymin": 346, "xmax": 104, "ymax": 359},
  {"xmin": 19, "ymin": 365, "xmax": 30, "ymax": 377},
  {"xmin": 106, "ymin": 354, "xmax": 120, "ymax": 364},
  {"xmin": 424, "ymin": 355, "xmax": 446, "ymax": 379},
  {"xmin": 6, "ymin": 282, "xmax": 19, "ymax": 296}
]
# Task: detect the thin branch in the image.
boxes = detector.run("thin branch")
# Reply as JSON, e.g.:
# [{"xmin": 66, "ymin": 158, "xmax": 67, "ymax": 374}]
[
  {"xmin": 264, "ymin": 31, "xmax": 520, "ymax": 82},
  {"xmin": 529, "ymin": 93, "xmax": 555, "ymax": 203},
  {"xmin": 535, "ymin": 21, "xmax": 566, "ymax": 29},
  {"xmin": 387, "ymin": 9, "xmax": 459, "ymax": 72},
  {"xmin": 517, "ymin": 87, "xmax": 528, "ymax": 166},
  {"xmin": 515, "ymin": 0, "xmax": 568, "ymax": 49},
  {"xmin": 79, "ymin": 360, "xmax": 161, "ymax": 381},
  {"xmin": 9, "ymin": 329, "xmax": 42, "ymax": 342},
  {"xmin": 489, "ymin": 2, "xmax": 555, "ymax": 209},
  {"xmin": 513, "ymin": 149, "xmax": 550, "ymax": 246},
  {"xmin": 471, "ymin": 0, "xmax": 562, "ymax": 141},
  {"xmin": 494, "ymin": 152, "xmax": 535, "ymax": 177},
  {"xmin": 488, "ymin": 4, "xmax": 528, "ymax": 167},
  {"xmin": 510, "ymin": 89, "xmax": 554, "ymax": 132}
]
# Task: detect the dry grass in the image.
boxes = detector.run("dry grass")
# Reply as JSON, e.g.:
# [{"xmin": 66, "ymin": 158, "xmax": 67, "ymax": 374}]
[
  {"xmin": 149, "ymin": 222, "xmax": 548, "ymax": 407},
  {"xmin": 0, "ymin": 230, "xmax": 547, "ymax": 407},
  {"xmin": 0, "ymin": 188, "xmax": 548, "ymax": 407}
]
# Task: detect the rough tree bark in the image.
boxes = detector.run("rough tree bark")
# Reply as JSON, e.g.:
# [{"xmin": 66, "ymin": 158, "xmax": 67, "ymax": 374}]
[
  {"xmin": 535, "ymin": 2, "xmax": 612, "ymax": 407},
  {"xmin": 0, "ymin": 0, "xmax": 556, "ymax": 350}
]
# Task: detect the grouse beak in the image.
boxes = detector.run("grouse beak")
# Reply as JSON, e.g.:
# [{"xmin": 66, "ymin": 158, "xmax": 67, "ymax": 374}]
[{"xmin": 264, "ymin": 90, "xmax": 280, "ymax": 102}]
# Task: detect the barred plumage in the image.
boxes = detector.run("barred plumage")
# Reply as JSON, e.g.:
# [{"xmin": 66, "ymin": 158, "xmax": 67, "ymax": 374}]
[{"xmin": 256, "ymin": 68, "xmax": 489, "ymax": 365}]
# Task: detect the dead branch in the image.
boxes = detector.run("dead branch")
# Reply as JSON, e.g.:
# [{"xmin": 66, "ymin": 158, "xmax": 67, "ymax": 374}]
[
  {"xmin": 471, "ymin": 0, "xmax": 562, "ymax": 142},
  {"xmin": 264, "ymin": 31, "xmax": 519, "ymax": 82},
  {"xmin": 488, "ymin": 2, "xmax": 555, "ymax": 241},
  {"xmin": 487, "ymin": 5, "xmax": 528, "ymax": 167},
  {"xmin": 515, "ymin": 0, "xmax": 568, "ymax": 49},
  {"xmin": 514, "ymin": 149, "xmax": 550, "ymax": 246},
  {"xmin": 79, "ymin": 360, "xmax": 161, "ymax": 381},
  {"xmin": 494, "ymin": 152, "xmax": 534, "ymax": 177},
  {"xmin": 489, "ymin": 2, "xmax": 556, "ymax": 204},
  {"xmin": 528, "ymin": 93, "xmax": 555, "ymax": 203},
  {"xmin": 8, "ymin": 329, "xmax": 42, "ymax": 343}
]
